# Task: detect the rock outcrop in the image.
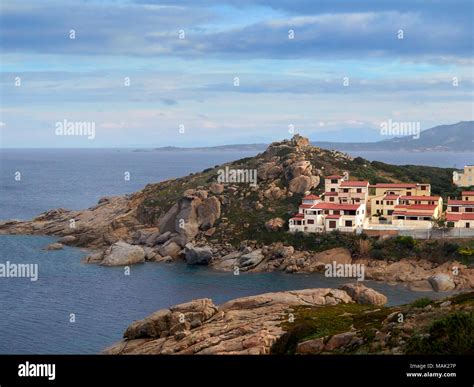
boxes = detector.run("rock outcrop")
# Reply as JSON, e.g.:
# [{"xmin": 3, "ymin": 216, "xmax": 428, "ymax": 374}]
[
  {"xmin": 104, "ymin": 284, "xmax": 387, "ymax": 355},
  {"xmin": 100, "ymin": 241, "xmax": 145, "ymax": 266},
  {"xmin": 184, "ymin": 244, "xmax": 213, "ymax": 265}
]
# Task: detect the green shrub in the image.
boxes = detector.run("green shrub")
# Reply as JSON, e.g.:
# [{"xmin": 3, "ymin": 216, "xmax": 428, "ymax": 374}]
[
  {"xmin": 410, "ymin": 298, "xmax": 432, "ymax": 308},
  {"xmin": 395, "ymin": 236, "xmax": 416, "ymax": 249},
  {"xmin": 405, "ymin": 312, "xmax": 474, "ymax": 355}
]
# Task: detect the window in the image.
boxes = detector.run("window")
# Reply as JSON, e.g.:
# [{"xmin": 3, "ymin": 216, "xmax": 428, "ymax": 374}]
[
  {"xmin": 466, "ymin": 222, "xmax": 470, "ymax": 228},
  {"xmin": 466, "ymin": 208, "xmax": 473, "ymax": 213},
  {"xmin": 329, "ymin": 221, "xmax": 337, "ymax": 229},
  {"xmin": 345, "ymin": 220, "xmax": 353, "ymax": 227},
  {"xmin": 333, "ymin": 210, "xmax": 340, "ymax": 215},
  {"xmin": 331, "ymin": 179, "xmax": 338, "ymax": 184},
  {"xmin": 447, "ymin": 222, "xmax": 455, "ymax": 228},
  {"xmin": 452, "ymin": 206, "xmax": 459, "ymax": 212},
  {"xmin": 330, "ymin": 197, "xmax": 335, "ymax": 202},
  {"xmin": 356, "ymin": 188, "xmax": 362, "ymax": 193},
  {"xmin": 376, "ymin": 200, "xmax": 380, "ymax": 205},
  {"xmin": 331, "ymin": 188, "xmax": 336, "ymax": 192},
  {"xmin": 343, "ymin": 188, "xmax": 349, "ymax": 193},
  {"xmin": 387, "ymin": 210, "xmax": 393, "ymax": 215},
  {"xmin": 421, "ymin": 185, "xmax": 426, "ymax": 190},
  {"xmin": 307, "ymin": 219, "xmax": 314, "ymax": 224},
  {"xmin": 406, "ymin": 192, "xmax": 412, "ymax": 196}
]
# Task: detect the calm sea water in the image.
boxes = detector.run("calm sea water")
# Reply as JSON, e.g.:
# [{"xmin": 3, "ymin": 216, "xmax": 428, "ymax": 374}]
[
  {"xmin": 0, "ymin": 149, "xmax": 457, "ymax": 354},
  {"xmin": 348, "ymin": 151, "xmax": 472, "ymax": 169}
]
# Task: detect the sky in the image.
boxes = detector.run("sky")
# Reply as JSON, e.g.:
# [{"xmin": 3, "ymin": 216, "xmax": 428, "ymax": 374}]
[{"xmin": 0, "ymin": 0, "xmax": 473, "ymax": 147}]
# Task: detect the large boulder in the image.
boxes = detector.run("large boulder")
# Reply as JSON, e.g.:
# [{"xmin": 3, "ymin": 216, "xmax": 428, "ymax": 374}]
[
  {"xmin": 288, "ymin": 175, "xmax": 320, "ymax": 194},
  {"xmin": 209, "ymin": 183, "xmax": 224, "ymax": 194},
  {"xmin": 291, "ymin": 134, "xmax": 310, "ymax": 148},
  {"xmin": 157, "ymin": 241, "xmax": 182, "ymax": 259},
  {"xmin": 265, "ymin": 217, "xmax": 285, "ymax": 231},
  {"xmin": 428, "ymin": 274, "xmax": 456, "ymax": 292},
  {"xmin": 157, "ymin": 193, "xmax": 221, "ymax": 242},
  {"xmin": 285, "ymin": 160, "xmax": 312, "ymax": 180},
  {"xmin": 184, "ymin": 244, "xmax": 213, "ymax": 265},
  {"xmin": 339, "ymin": 283, "xmax": 388, "ymax": 306},
  {"xmin": 237, "ymin": 249, "xmax": 265, "ymax": 269},
  {"xmin": 101, "ymin": 241, "xmax": 145, "ymax": 266},
  {"xmin": 310, "ymin": 248, "xmax": 352, "ymax": 265},
  {"xmin": 124, "ymin": 298, "xmax": 218, "ymax": 340},
  {"xmin": 257, "ymin": 162, "xmax": 283, "ymax": 181}
]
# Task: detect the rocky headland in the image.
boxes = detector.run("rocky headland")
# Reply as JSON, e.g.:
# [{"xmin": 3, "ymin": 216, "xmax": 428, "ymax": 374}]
[{"xmin": 0, "ymin": 135, "xmax": 472, "ymax": 293}]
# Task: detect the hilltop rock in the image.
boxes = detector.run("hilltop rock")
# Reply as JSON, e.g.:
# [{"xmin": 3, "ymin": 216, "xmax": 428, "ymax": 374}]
[{"xmin": 101, "ymin": 241, "xmax": 145, "ymax": 266}]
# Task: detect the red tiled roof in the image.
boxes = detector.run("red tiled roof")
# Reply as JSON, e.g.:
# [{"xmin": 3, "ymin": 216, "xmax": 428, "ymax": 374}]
[
  {"xmin": 299, "ymin": 204, "xmax": 314, "ymax": 209},
  {"xmin": 323, "ymin": 192, "xmax": 339, "ymax": 196},
  {"xmin": 303, "ymin": 194, "xmax": 320, "ymax": 200},
  {"xmin": 340, "ymin": 181, "xmax": 369, "ymax": 187},
  {"xmin": 325, "ymin": 175, "xmax": 342, "ymax": 179},
  {"xmin": 369, "ymin": 183, "xmax": 417, "ymax": 188},
  {"xmin": 314, "ymin": 203, "xmax": 361, "ymax": 211},
  {"xmin": 394, "ymin": 204, "xmax": 437, "ymax": 211},
  {"xmin": 462, "ymin": 191, "xmax": 474, "ymax": 196},
  {"xmin": 290, "ymin": 214, "xmax": 304, "ymax": 220},
  {"xmin": 400, "ymin": 195, "xmax": 440, "ymax": 201},
  {"xmin": 325, "ymin": 214, "xmax": 341, "ymax": 219},
  {"xmin": 446, "ymin": 213, "xmax": 474, "ymax": 221},
  {"xmin": 448, "ymin": 200, "xmax": 474, "ymax": 206}
]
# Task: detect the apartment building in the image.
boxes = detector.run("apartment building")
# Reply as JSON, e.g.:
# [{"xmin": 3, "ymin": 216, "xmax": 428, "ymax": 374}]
[
  {"xmin": 453, "ymin": 166, "xmax": 474, "ymax": 187},
  {"xmin": 446, "ymin": 191, "xmax": 474, "ymax": 228},
  {"xmin": 289, "ymin": 194, "xmax": 365, "ymax": 233}
]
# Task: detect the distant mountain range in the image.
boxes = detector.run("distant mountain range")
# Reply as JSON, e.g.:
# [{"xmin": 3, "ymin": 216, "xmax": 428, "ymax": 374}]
[
  {"xmin": 314, "ymin": 121, "xmax": 473, "ymax": 152},
  {"xmin": 150, "ymin": 121, "xmax": 473, "ymax": 152}
]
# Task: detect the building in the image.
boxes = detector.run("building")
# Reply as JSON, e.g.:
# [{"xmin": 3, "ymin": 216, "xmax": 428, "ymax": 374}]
[
  {"xmin": 289, "ymin": 194, "xmax": 365, "ymax": 233},
  {"xmin": 324, "ymin": 175, "xmax": 344, "ymax": 193},
  {"xmin": 453, "ymin": 166, "xmax": 474, "ymax": 187},
  {"xmin": 446, "ymin": 191, "xmax": 474, "ymax": 228},
  {"xmin": 322, "ymin": 178, "xmax": 369, "ymax": 205},
  {"xmin": 369, "ymin": 183, "xmax": 433, "ymax": 221}
]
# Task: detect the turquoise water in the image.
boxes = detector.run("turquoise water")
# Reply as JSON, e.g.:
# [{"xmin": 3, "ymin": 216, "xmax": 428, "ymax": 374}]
[{"xmin": 0, "ymin": 235, "xmax": 448, "ymax": 354}]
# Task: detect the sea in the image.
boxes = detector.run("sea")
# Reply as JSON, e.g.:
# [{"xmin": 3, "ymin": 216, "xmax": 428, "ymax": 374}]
[{"xmin": 0, "ymin": 148, "xmax": 467, "ymax": 354}]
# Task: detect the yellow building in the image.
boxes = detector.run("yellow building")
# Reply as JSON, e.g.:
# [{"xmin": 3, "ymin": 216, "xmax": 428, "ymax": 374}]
[
  {"xmin": 369, "ymin": 183, "xmax": 432, "ymax": 219},
  {"xmin": 453, "ymin": 165, "xmax": 474, "ymax": 187}
]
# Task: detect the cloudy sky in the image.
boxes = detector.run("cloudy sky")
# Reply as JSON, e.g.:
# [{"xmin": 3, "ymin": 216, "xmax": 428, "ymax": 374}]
[{"xmin": 1, "ymin": 0, "xmax": 473, "ymax": 147}]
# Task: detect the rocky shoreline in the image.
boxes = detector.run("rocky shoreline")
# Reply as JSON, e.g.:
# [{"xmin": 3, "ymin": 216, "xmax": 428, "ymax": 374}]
[
  {"xmin": 104, "ymin": 284, "xmax": 473, "ymax": 355},
  {"xmin": 0, "ymin": 135, "xmax": 472, "ymax": 293},
  {"xmin": 104, "ymin": 283, "xmax": 388, "ymax": 355}
]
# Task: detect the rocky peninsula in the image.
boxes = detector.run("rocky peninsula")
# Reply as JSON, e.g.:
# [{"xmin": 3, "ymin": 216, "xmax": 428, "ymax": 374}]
[{"xmin": 0, "ymin": 135, "xmax": 472, "ymax": 293}]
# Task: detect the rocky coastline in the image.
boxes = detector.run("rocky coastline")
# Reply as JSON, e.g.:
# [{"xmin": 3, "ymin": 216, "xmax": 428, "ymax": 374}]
[{"xmin": 0, "ymin": 135, "xmax": 472, "ymax": 294}]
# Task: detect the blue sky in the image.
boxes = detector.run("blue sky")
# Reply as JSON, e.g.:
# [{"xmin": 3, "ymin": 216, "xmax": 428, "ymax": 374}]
[{"xmin": 1, "ymin": 0, "xmax": 473, "ymax": 147}]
